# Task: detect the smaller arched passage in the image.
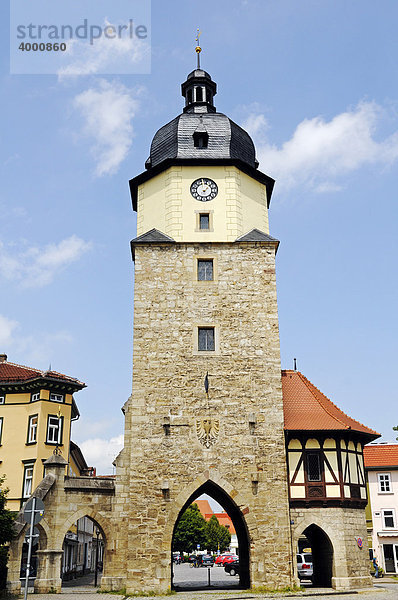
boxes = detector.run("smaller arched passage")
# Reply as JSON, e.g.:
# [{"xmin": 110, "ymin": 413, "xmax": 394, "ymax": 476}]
[
  {"xmin": 303, "ymin": 524, "xmax": 333, "ymax": 587},
  {"xmin": 58, "ymin": 514, "xmax": 107, "ymax": 587},
  {"xmin": 171, "ymin": 480, "xmax": 250, "ymax": 590}
]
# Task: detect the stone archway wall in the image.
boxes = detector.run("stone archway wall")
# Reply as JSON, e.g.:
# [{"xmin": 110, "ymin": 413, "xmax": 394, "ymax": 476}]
[
  {"xmin": 290, "ymin": 506, "xmax": 372, "ymax": 590},
  {"xmin": 7, "ymin": 455, "xmax": 116, "ymax": 595}
]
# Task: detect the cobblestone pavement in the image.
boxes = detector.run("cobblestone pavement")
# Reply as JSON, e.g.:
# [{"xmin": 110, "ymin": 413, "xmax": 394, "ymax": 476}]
[{"xmin": 24, "ymin": 583, "xmax": 398, "ymax": 600}]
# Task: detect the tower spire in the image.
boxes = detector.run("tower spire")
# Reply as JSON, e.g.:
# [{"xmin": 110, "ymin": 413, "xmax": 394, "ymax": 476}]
[{"xmin": 195, "ymin": 28, "xmax": 202, "ymax": 69}]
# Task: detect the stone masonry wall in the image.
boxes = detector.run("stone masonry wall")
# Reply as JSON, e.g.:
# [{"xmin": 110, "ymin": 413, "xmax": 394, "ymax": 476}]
[
  {"xmin": 290, "ymin": 506, "xmax": 373, "ymax": 590},
  {"xmin": 117, "ymin": 241, "xmax": 294, "ymax": 593}
]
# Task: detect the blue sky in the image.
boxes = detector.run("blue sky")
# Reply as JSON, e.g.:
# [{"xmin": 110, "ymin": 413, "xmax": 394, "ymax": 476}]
[{"xmin": 1, "ymin": 0, "xmax": 397, "ymax": 473}]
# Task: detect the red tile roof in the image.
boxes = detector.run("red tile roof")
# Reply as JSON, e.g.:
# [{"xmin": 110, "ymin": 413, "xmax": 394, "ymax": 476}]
[
  {"xmin": 363, "ymin": 444, "xmax": 398, "ymax": 468},
  {"xmin": 213, "ymin": 512, "xmax": 236, "ymax": 535},
  {"xmin": 195, "ymin": 500, "xmax": 237, "ymax": 535},
  {"xmin": 195, "ymin": 499, "xmax": 213, "ymax": 516},
  {"xmin": 282, "ymin": 370, "xmax": 379, "ymax": 438},
  {"xmin": 0, "ymin": 360, "xmax": 85, "ymax": 388}
]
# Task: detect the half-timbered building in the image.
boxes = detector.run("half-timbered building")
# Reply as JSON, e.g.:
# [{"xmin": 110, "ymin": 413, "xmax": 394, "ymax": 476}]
[{"xmin": 283, "ymin": 369, "xmax": 379, "ymax": 587}]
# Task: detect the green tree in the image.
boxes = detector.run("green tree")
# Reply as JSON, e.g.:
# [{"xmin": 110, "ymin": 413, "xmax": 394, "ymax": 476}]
[
  {"xmin": 0, "ymin": 476, "xmax": 15, "ymax": 589},
  {"xmin": 172, "ymin": 503, "xmax": 207, "ymax": 554},
  {"xmin": 205, "ymin": 515, "xmax": 231, "ymax": 553},
  {"xmin": 393, "ymin": 425, "xmax": 398, "ymax": 440}
]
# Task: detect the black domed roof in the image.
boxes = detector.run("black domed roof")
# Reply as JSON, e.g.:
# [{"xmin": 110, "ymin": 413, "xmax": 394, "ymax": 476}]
[
  {"xmin": 129, "ymin": 68, "xmax": 275, "ymax": 212},
  {"xmin": 145, "ymin": 69, "xmax": 258, "ymax": 171},
  {"xmin": 147, "ymin": 112, "xmax": 257, "ymax": 169}
]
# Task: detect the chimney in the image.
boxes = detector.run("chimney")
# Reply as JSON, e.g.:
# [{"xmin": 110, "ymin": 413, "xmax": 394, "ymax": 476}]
[{"xmin": 0, "ymin": 354, "xmax": 7, "ymax": 363}]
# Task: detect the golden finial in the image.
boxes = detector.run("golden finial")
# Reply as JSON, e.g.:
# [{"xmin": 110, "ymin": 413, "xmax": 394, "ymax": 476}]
[{"xmin": 195, "ymin": 28, "xmax": 202, "ymax": 69}]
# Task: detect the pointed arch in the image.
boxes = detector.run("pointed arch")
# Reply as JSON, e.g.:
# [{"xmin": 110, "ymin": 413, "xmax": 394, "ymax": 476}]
[
  {"xmin": 55, "ymin": 509, "xmax": 110, "ymax": 549},
  {"xmin": 168, "ymin": 472, "xmax": 251, "ymax": 589}
]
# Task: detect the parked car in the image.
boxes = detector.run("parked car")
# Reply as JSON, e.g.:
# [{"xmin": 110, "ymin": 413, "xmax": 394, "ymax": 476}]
[
  {"xmin": 215, "ymin": 553, "xmax": 236, "ymax": 566},
  {"xmin": 198, "ymin": 554, "xmax": 214, "ymax": 567},
  {"xmin": 296, "ymin": 553, "xmax": 313, "ymax": 580},
  {"xmin": 222, "ymin": 554, "xmax": 238, "ymax": 565},
  {"xmin": 224, "ymin": 559, "xmax": 239, "ymax": 576},
  {"xmin": 172, "ymin": 552, "xmax": 181, "ymax": 564}
]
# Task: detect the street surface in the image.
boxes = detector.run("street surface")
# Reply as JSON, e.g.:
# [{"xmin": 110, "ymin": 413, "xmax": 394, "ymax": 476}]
[{"xmin": 173, "ymin": 561, "xmax": 239, "ymax": 589}]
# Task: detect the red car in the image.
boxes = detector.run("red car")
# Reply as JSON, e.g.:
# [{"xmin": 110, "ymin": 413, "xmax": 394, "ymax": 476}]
[{"xmin": 215, "ymin": 554, "xmax": 237, "ymax": 566}]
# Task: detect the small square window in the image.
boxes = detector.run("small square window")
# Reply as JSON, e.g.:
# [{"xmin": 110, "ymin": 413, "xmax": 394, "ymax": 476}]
[
  {"xmin": 0, "ymin": 417, "xmax": 3, "ymax": 444},
  {"xmin": 382, "ymin": 509, "xmax": 395, "ymax": 529},
  {"xmin": 199, "ymin": 214, "xmax": 210, "ymax": 230},
  {"xmin": 31, "ymin": 392, "xmax": 40, "ymax": 402},
  {"xmin": 27, "ymin": 415, "xmax": 38, "ymax": 444},
  {"xmin": 378, "ymin": 473, "xmax": 391, "ymax": 493},
  {"xmin": 198, "ymin": 327, "xmax": 215, "ymax": 351},
  {"xmin": 193, "ymin": 132, "xmax": 209, "ymax": 148},
  {"xmin": 50, "ymin": 392, "xmax": 64, "ymax": 403},
  {"xmin": 198, "ymin": 259, "xmax": 213, "ymax": 281}
]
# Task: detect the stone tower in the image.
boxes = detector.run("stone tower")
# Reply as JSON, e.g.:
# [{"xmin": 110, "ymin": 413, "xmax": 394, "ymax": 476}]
[{"xmin": 111, "ymin": 67, "xmax": 295, "ymax": 593}]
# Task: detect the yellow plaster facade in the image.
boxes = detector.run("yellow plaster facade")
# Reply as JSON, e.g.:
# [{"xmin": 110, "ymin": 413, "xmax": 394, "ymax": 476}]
[
  {"xmin": 137, "ymin": 165, "xmax": 269, "ymax": 241},
  {"xmin": 0, "ymin": 382, "xmax": 80, "ymax": 511}
]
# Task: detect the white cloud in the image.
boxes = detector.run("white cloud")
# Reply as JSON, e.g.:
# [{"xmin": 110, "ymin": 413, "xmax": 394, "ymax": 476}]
[
  {"xmin": 0, "ymin": 235, "xmax": 92, "ymax": 288},
  {"xmin": 243, "ymin": 101, "xmax": 398, "ymax": 193},
  {"xmin": 15, "ymin": 331, "xmax": 73, "ymax": 364},
  {"xmin": 78, "ymin": 435, "xmax": 124, "ymax": 474},
  {"xmin": 0, "ymin": 312, "xmax": 73, "ymax": 364},
  {"xmin": 57, "ymin": 21, "xmax": 149, "ymax": 79},
  {"xmin": 73, "ymin": 79, "xmax": 139, "ymax": 176},
  {"xmin": 242, "ymin": 113, "xmax": 269, "ymax": 139},
  {"xmin": 0, "ymin": 314, "xmax": 19, "ymax": 347}
]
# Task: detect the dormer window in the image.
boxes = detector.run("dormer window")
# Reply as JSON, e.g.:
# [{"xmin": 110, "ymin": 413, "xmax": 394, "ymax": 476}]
[{"xmin": 193, "ymin": 131, "xmax": 209, "ymax": 148}]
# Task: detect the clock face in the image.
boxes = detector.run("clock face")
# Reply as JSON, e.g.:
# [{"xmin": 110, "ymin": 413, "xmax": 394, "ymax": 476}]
[{"xmin": 190, "ymin": 178, "xmax": 218, "ymax": 201}]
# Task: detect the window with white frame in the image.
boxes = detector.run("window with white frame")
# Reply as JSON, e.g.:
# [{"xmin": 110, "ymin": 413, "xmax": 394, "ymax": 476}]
[
  {"xmin": 46, "ymin": 415, "xmax": 63, "ymax": 444},
  {"xmin": 27, "ymin": 415, "xmax": 38, "ymax": 444},
  {"xmin": 0, "ymin": 417, "xmax": 3, "ymax": 444},
  {"xmin": 31, "ymin": 392, "xmax": 40, "ymax": 402},
  {"xmin": 23, "ymin": 464, "xmax": 34, "ymax": 498},
  {"xmin": 378, "ymin": 473, "xmax": 392, "ymax": 493},
  {"xmin": 382, "ymin": 509, "xmax": 396, "ymax": 529},
  {"xmin": 50, "ymin": 392, "xmax": 64, "ymax": 403},
  {"xmin": 0, "ymin": 396, "xmax": 4, "ymax": 404}
]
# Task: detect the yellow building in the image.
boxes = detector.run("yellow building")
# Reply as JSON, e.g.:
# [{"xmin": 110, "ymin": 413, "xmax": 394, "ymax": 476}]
[{"xmin": 0, "ymin": 353, "xmax": 86, "ymax": 510}]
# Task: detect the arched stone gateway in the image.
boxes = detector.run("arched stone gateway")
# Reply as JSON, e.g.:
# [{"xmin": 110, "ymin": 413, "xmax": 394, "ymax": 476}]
[
  {"xmin": 7, "ymin": 454, "xmax": 115, "ymax": 594},
  {"xmin": 171, "ymin": 480, "xmax": 251, "ymax": 589}
]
